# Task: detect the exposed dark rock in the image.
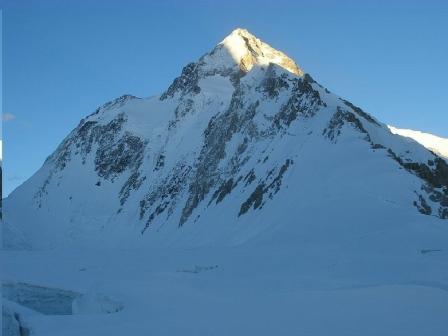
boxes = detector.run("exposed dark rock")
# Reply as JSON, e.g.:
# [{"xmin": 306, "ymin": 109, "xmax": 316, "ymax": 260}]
[
  {"xmin": 244, "ymin": 169, "xmax": 257, "ymax": 187},
  {"xmin": 323, "ymin": 107, "xmax": 370, "ymax": 142},
  {"xmin": 414, "ymin": 194, "xmax": 432, "ymax": 215},
  {"xmin": 210, "ymin": 178, "xmax": 237, "ymax": 205},
  {"xmin": 140, "ymin": 163, "xmax": 192, "ymax": 232},
  {"xmin": 239, "ymin": 183, "xmax": 265, "ymax": 216},
  {"xmin": 169, "ymin": 99, "xmax": 195, "ymax": 130},
  {"xmin": 341, "ymin": 99, "xmax": 380, "ymax": 126},
  {"xmin": 37, "ymin": 114, "xmax": 146, "ymax": 207},
  {"xmin": 388, "ymin": 150, "xmax": 448, "ymax": 189},
  {"xmin": 89, "ymin": 94, "xmax": 139, "ymax": 118},
  {"xmin": 180, "ymin": 88, "xmax": 260, "ymax": 225},
  {"xmin": 160, "ymin": 63, "xmax": 201, "ymax": 100},
  {"xmin": 425, "ymin": 185, "xmax": 448, "ymax": 207},
  {"xmin": 239, "ymin": 159, "xmax": 292, "ymax": 216},
  {"xmin": 154, "ymin": 153, "xmax": 166, "ymax": 171},
  {"xmin": 177, "ymin": 70, "xmax": 313, "ymax": 224},
  {"xmin": 371, "ymin": 143, "xmax": 385, "ymax": 149},
  {"xmin": 119, "ymin": 172, "xmax": 146, "ymax": 206},
  {"xmin": 267, "ymin": 158, "xmax": 292, "ymax": 197},
  {"xmin": 272, "ymin": 74, "xmax": 325, "ymax": 130},
  {"xmin": 260, "ymin": 64, "xmax": 290, "ymax": 98},
  {"xmin": 388, "ymin": 148, "xmax": 448, "ymax": 219},
  {"xmin": 95, "ymin": 133, "xmax": 145, "ymax": 180}
]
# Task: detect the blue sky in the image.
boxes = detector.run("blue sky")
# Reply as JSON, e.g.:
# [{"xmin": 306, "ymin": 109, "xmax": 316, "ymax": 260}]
[{"xmin": 2, "ymin": 0, "xmax": 448, "ymax": 196}]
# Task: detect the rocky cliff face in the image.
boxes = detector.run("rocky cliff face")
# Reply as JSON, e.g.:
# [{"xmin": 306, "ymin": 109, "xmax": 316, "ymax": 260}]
[{"xmin": 4, "ymin": 28, "xmax": 447, "ymax": 249}]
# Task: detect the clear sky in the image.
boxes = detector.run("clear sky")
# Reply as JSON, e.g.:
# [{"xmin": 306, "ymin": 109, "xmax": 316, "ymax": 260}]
[{"xmin": 2, "ymin": 0, "xmax": 448, "ymax": 196}]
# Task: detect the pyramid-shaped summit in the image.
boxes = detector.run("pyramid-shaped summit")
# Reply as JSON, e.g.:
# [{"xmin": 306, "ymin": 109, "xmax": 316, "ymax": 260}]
[
  {"xmin": 161, "ymin": 28, "xmax": 303, "ymax": 100},
  {"xmin": 3, "ymin": 28, "xmax": 448, "ymax": 249},
  {"xmin": 212, "ymin": 28, "xmax": 303, "ymax": 75}
]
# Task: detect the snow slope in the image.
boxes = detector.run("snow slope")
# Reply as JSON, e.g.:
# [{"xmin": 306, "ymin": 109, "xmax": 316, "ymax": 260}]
[
  {"xmin": 388, "ymin": 125, "xmax": 448, "ymax": 158},
  {"xmin": 2, "ymin": 28, "xmax": 448, "ymax": 335}
]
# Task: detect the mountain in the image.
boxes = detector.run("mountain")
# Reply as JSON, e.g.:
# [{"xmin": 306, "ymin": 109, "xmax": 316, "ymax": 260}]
[
  {"xmin": 3, "ymin": 28, "xmax": 448, "ymax": 249},
  {"xmin": 3, "ymin": 28, "xmax": 448, "ymax": 336},
  {"xmin": 388, "ymin": 125, "xmax": 448, "ymax": 159}
]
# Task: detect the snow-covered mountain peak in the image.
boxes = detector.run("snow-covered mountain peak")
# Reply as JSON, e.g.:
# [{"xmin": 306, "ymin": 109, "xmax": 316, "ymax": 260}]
[
  {"xmin": 219, "ymin": 28, "xmax": 302, "ymax": 75},
  {"xmin": 198, "ymin": 28, "xmax": 302, "ymax": 76},
  {"xmin": 4, "ymin": 28, "xmax": 448, "ymax": 251},
  {"xmin": 160, "ymin": 28, "xmax": 304, "ymax": 100}
]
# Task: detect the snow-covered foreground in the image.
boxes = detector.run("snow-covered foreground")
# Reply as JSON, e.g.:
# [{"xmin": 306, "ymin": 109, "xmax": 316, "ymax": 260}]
[{"xmin": 3, "ymin": 214, "xmax": 448, "ymax": 336}]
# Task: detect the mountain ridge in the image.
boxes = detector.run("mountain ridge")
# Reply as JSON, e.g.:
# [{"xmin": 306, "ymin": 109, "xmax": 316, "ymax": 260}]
[{"xmin": 388, "ymin": 125, "xmax": 448, "ymax": 159}]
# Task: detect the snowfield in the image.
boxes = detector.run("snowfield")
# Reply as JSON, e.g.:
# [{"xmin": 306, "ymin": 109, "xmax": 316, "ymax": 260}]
[
  {"xmin": 3, "ymin": 28, "xmax": 448, "ymax": 335},
  {"xmin": 3, "ymin": 231, "xmax": 448, "ymax": 335}
]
